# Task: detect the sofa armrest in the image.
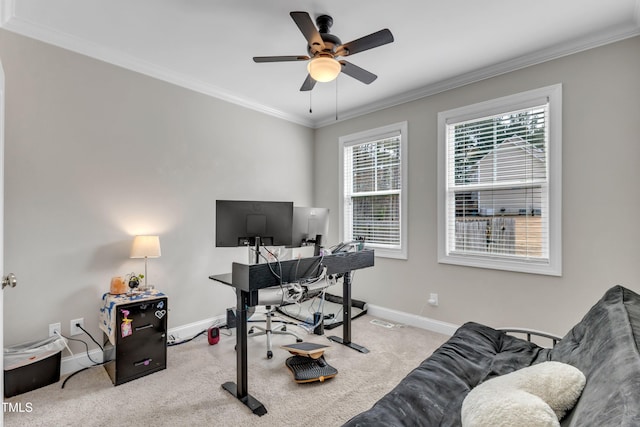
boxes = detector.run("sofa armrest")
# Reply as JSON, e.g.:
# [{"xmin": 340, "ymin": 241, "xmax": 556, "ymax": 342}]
[{"xmin": 497, "ymin": 327, "xmax": 562, "ymax": 347}]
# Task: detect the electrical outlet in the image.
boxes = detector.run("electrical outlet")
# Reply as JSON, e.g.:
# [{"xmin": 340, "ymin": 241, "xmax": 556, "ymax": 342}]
[
  {"xmin": 428, "ymin": 293, "xmax": 439, "ymax": 307},
  {"xmin": 70, "ymin": 318, "xmax": 85, "ymax": 336},
  {"xmin": 49, "ymin": 322, "xmax": 61, "ymax": 337}
]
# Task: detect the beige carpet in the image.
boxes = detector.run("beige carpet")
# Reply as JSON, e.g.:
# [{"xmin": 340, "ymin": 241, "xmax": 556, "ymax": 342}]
[{"xmin": 4, "ymin": 314, "xmax": 448, "ymax": 427}]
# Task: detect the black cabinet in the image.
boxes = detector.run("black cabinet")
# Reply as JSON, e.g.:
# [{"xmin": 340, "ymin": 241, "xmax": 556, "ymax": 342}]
[{"xmin": 103, "ymin": 296, "xmax": 167, "ymax": 385}]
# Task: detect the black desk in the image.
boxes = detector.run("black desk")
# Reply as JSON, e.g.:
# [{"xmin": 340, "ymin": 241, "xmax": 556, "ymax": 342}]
[{"xmin": 209, "ymin": 249, "xmax": 374, "ymax": 416}]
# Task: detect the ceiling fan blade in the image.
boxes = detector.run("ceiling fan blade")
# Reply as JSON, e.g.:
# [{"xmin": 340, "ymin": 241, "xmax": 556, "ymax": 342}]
[
  {"xmin": 335, "ymin": 29, "xmax": 394, "ymax": 57},
  {"xmin": 300, "ymin": 74, "xmax": 317, "ymax": 91},
  {"xmin": 339, "ymin": 61, "xmax": 377, "ymax": 84},
  {"xmin": 290, "ymin": 11, "xmax": 326, "ymax": 54},
  {"xmin": 253, "ymin": 55, "xmax": 309, "ymax": 63}
]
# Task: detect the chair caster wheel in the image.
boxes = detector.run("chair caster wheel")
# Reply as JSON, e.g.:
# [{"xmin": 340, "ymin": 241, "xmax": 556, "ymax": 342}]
[
  {"xmin": 267, "ymin": 351, "xmax": 273, "ymax": 359},
  {"xmin": 296, "ymin": 338, "xmax": 303, "ymax": 343},
  {"xmin": 282, "ymin": 326, "xmax": 287, "ymax": 331},
  {"xmin": 248, "ymin": 327, "xmax": 254, "ymax": 334}
]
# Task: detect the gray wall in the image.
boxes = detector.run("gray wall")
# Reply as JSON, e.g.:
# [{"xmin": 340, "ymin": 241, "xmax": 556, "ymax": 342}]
[
  {"xmin": 0, "ymin": 30, "xmax": 314, "ymax": 347},
  {"xmin": 2, "ymin": 28, "xmax": 639, "ymax": 350},
  {"xmin": 314, "ymin": 36, "xmax": 640, "ymax": 336}
]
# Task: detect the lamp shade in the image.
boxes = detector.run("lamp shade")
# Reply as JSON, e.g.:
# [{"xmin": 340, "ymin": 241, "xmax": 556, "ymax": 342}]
[
  {"xmin": 307, "ymin": 57, "xmax": 341, "ymax": 82},
  {"xmin": 130, "ymin": 235, "xmax": 161, "ymax": 258}
]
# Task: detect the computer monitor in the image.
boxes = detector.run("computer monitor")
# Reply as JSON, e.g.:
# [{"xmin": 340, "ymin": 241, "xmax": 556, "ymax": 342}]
[
  {"xmin": 291, "ymin": 207, "xmax": 330, "ymax": 248},
  {"xmin": 215, "ymin": 200, "xmax": 294, "ymax": 247}
]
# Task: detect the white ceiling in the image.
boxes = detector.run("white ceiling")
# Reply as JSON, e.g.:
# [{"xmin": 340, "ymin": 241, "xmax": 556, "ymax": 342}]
[{"xmin": 1, "ymin": 1, "xmax": 639, "ymax": 128}]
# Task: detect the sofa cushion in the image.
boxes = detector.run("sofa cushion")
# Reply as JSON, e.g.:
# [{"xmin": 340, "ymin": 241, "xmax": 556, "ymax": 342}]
[
  {"xmin": 461, "ymin": 361, "xmax": 586, "ymax": 427},
  {"xmin": 343, "ymin": 322, "xmax": 550, "ymax": 427},
  {"xmin": 550, "ymin": 285, "xmax": 640, "ymax": 426}
]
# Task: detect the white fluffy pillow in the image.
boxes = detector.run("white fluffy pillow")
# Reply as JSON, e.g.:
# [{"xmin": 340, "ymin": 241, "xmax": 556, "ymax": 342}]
[{"xmin": 461, "ymin": 361, "xmax": 586, "ymax": 427}]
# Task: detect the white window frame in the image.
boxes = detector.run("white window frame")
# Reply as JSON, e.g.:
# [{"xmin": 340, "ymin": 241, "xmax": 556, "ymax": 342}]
[
  {"xmin": 437, "ymin": 85, "xmax": 562, "ymax": 275},
  {"xmin": 339, "ymin": 121, "xmax": 408, "ymax": 259}
]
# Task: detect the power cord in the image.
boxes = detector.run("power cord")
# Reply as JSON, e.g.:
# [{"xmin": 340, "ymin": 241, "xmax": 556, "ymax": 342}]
[
  {"xmin": 260, "ymin": 246, "xmax": 284, "ymax": 286},
  {"xmin": 61, "ymin": 362, "xmax": 109, "ymax": 389},
  {"xmin": 167, "ymin": 329, "xmax": 207, "ymax": 346},
  {"xmin": 75, "ymin": 323, "xmax": 103, "ymax": 351},
  {"xmin": 168, "ymin": 320, "xmax": 226, "ymax": 346},
  {"xmin": 56, "ymin": 332, "xmax": 101, "ymax": 366},
  {"xmin": 54, "ymin": 330, "xmax": 72, "ymax": 354},
  {"xmin": 58, "ymin": 321, "xmax": 117, "ymax": 388},
  {"xmin": 55, "ymin": 330, "xmax": 108, "ymax": 389}
]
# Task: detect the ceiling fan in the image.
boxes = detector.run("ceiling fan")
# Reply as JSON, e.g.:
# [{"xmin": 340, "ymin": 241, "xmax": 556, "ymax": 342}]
[{"xmin": 253, "ymin": 11, "xmax": 394, "ymax": 91}]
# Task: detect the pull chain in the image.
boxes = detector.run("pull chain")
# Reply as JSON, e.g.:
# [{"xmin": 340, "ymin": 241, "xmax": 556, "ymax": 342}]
[
  {"xmin": 309, "ymin": 90, "xmax": 313, "ymax": 114},
  {"xmin": 335, "ymin": 76, "xmax": 339, "ymax": 121}
]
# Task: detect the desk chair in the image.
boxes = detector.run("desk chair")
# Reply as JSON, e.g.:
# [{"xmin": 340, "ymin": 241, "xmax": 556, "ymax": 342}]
[
  {"xmin": 249, "ymin": 283, "xmax": 304, "ymax": 359},
  {"xmin": 249, "ymin": 305, "xmax": 303, "ymax": 359}
]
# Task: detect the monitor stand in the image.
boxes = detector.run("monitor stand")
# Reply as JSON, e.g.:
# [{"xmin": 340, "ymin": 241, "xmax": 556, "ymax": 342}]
[{"xmin": 253, "ymin": 236, "xmax": 261, "ymax": 264}]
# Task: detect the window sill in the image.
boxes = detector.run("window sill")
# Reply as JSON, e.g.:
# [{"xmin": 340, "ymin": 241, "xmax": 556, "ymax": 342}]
[
  {"xmin": 367, "ymin": 245, "xmax": 408, "ymax": 260},
  {"xmin": 438, "ymin": 252, "xmax": 561, "ymax": 276}
]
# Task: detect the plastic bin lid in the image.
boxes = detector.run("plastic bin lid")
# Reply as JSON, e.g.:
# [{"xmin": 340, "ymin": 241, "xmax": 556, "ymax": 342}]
[{"xmin": 4, "ymin": 336, "xmax": 67, "ymax": 370}]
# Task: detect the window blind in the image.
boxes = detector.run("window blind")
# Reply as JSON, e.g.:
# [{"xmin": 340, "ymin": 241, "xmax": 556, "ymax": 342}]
[
  {"xmin": 446, "ymin": 104, "xmax": 549, "ymax": 261},
  {"xmin": 344, "ymin": 134, "xmax": 402, "ymax": 247}
]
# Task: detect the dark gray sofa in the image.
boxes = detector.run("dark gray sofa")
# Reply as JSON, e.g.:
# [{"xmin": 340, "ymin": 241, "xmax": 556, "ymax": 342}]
[{"xmin": 344, "ymin": 285, "xmax": 640, "ymax": 426}]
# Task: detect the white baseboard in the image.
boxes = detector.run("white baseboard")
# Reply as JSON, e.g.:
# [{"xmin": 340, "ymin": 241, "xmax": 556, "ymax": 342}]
[
  {"xmin": 366, "ymin": 304, "xmax": 459, "ymax": 337},
  {"xmin": 60, "ymin": 308, "xmax": 456, "ymax": 376},
  {"xmin": 60, "ymin": 315, "xmax": 225, "ymax": 376},
  {"xmin": 60, "ymin": 348, "xmax": 105, "ymax": 377},
  {"xmin": 164, "ymin": 315, "xmax": 225, "ymax": 344}
]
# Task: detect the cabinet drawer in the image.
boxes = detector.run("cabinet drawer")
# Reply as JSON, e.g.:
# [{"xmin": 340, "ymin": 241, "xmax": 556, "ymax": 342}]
[
  {"xmin": 118, "ymin": 321, "xmax": 165, "ymax": 351},
  {"xmin": 115, "ymin": 334, "xmax": 166, "ymax": 383},
  {"xmin": 116, "ymin": 299, "xmax": 167, "ymax": 329}
]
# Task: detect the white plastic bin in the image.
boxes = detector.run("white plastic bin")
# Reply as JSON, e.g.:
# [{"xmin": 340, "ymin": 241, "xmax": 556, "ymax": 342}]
[{"xmin": 4, "ymin": 336, "xmax": 67, "ymax": 397}]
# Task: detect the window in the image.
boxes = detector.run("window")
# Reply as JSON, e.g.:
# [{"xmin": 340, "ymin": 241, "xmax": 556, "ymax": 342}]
[
  {"xmin": 339, "ymin": 122, "xmax": 408, "ymax": 259},
  {"xmin": 437, "ymin": 85, "xmax": 562, "ymax": 275}
]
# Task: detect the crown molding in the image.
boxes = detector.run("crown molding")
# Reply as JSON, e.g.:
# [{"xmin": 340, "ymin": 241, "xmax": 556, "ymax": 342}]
[
  {"xmin": 0, "ymin": 15, "xmax": 316, "ymax": 128},
  {"xmin": 1, "ymin": 7, "xmax": 638, "ymax": 130},
  {"xmin": 313, "ymin": 22, "xmax": 640, "ymax": 128}
]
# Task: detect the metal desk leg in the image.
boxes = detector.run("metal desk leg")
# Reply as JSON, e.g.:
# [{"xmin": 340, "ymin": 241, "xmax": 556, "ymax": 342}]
[
  {"xmin": 328, "ymin": 272, "xmax": 369, "ymax": 353},
  {"xmin": 222, "ymin": 290, "xmax": 267, "ymax": 416}
]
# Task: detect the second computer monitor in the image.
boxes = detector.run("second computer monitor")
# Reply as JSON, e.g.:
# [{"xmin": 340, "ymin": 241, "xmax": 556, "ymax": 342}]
[{"xmin": 291, "ymin": 207, "xmax": 330, "ymax": 247}]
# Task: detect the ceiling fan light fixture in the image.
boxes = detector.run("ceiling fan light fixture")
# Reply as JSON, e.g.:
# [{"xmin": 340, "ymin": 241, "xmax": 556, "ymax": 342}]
[{"xmin": 307, "ymin": 57, "xmax": 341, "ymax": 82}]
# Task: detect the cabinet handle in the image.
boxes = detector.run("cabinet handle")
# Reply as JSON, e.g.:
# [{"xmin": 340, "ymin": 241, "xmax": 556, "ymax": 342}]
[
  {"xmin": 134, "ymin": 358, "xmax": 152, "ymax": 367},
  {"xmin": 135, "ymin": 324, "xmax": 154, "ymax": 331}
]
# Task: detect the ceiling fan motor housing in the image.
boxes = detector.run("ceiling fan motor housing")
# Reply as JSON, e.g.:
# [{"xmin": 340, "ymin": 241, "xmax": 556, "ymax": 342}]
[
  {"xmin": 316, "ymin": 15, "xmax": 333, "ymax": 33},
  {"xmin": 308, "ymin": 15, "xmax": 342, "ymax": 57}
]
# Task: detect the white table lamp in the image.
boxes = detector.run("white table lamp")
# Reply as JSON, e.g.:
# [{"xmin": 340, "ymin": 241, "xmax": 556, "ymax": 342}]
[{"xmin": 130, "ymin": 235, "xmax": 161, "ymax": 290}]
